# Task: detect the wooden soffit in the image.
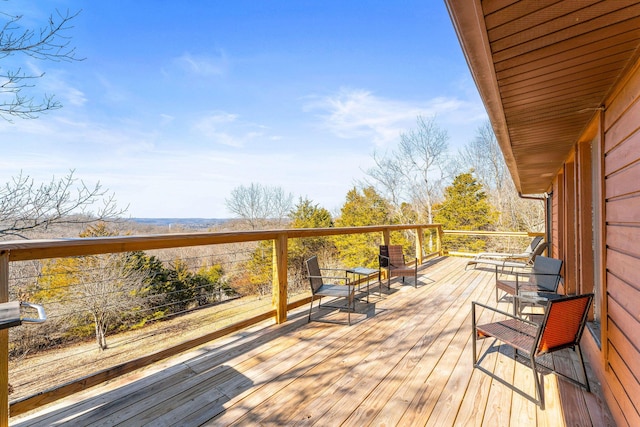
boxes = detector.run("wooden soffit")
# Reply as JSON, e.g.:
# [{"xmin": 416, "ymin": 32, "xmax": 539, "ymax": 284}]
[{"xmin": 445, "ymin": 0, "xmax": 640, "ymax": 194}]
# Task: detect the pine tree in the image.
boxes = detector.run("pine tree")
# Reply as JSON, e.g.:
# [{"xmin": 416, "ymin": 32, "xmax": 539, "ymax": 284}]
[
  {"xmin": 334, "ymin": 187, "xmax": 396, "ymax": 268},
  {"xmin": 288, "ymin": 198, "xmax": 336, "ymax": 291},
  {"xmin": 434, "ymin": 172, "xmax": 497, "ymax": 252}
]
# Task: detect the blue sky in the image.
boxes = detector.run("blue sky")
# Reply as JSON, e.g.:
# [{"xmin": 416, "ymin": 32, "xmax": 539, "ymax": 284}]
[{"xmin": 2, "ymin": 1, "xmax": 487, "ymax": 218}]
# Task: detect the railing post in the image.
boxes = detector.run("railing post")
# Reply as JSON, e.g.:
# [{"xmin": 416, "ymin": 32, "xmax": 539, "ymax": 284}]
[
  {"xmin": 437, "ymin": 225, "xmax": 443, "ymax": 256},
  {"xmin": 0, "ymin": 251, "xmax": 9, "ymax": 426},
  {"xmin": 272, "ymin": 234, "xmax": 288, "ymax": 324},
  {"xmin": 416, "ymin": 227, "xmax": 424, "ymax": 264},
  {"xmin": 382, "ymin": 228, "xmax": 390, "ymax": 246}
]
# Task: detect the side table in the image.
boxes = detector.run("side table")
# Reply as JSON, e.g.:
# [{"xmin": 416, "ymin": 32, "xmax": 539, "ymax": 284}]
[{"xmin": 346, "ymin": 267, "xmax": 379, "ymax": 303}]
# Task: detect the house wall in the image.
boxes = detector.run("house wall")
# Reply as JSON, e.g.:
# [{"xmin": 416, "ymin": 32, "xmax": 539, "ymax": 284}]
[{"xmin": 553, "ymin": 61, "xmax": 640, "ymax": 427}]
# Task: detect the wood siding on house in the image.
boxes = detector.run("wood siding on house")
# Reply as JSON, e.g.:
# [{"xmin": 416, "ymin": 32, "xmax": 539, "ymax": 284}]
[
  {"xmin": 551, "ymin": 62, "xmax": 640, "ymax": 427},
  {"xmin": 557, "ymin": 62, "xmax": 640, "ymax": 427},
  {"xmin": 601, "ymin": 62, "xmax": 640, "ymax": 427}
]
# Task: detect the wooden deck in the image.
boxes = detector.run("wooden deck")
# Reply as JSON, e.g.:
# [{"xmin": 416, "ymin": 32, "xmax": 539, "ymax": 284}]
[{"xmin": 11, "ymin": 257, "xmax": 614, "ymax": 426}]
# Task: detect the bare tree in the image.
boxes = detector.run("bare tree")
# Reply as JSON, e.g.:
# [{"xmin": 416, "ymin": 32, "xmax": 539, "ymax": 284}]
[
  {"xmin": 69, "ymin": 253, "xmax": 149, "ymax": 350},
  {"xmin": 225, "ymin": 183, "xmax": 294, "ymax": 229},
  {"xmin": 0, "ymin": 8, "xmax": 83, "ymax": 121},
  {"xmin": 399, "ymin": 115, "xmax": 449, "ymax": 223},
  {"xmin": 365, "ymin": 152, "xmax": 405, "ymax": 216},
  {"xmin": 457, "ymin": 121, "xmax": 544, "ymax": 231},
  {"xmin": 365, "ymin": 115, "xmax": 449, "ymax": 224},
  {"xmin": 0, "ymin": 170, "xmax": 127, "ymax": 239}
]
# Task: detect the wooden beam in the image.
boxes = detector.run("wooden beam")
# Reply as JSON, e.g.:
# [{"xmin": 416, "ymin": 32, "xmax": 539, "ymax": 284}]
[
  {"xmin": 382, "ymin": 230, "xmax": 390, "ymax": 246},
  {"xmin": 272, "ymin": 234, "xmax": 288, "ymax": 324},
  {"xmin": 416, "ymin": 227, "xmax": 424, "ymax": 265},
  {"xmin": 0, "ymin": 225, "xmax": 440, "ymax": 262}
]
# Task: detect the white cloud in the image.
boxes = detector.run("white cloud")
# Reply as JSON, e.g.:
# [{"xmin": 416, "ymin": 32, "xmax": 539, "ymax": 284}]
[
  {"xmin": 159, "ymin": 114, "xmax": 175, "ymax": 125},
  {"xmin": 304, "ymin": 87, "xmax": 486, "ymax": 148},
  {"xmin": 95, "ymin": 74, "xmax": 132, "ymax": 105},
  {"xmin": 191, "ymin": 111, "xmax": 269, "ymax": 148},
  {"xmin": 175, "ymin": 51, "xmax": 229, "ymax": 76},
  {"xmin": 7, "ymin": 60, "xmax": 88, "ymax": 108}
]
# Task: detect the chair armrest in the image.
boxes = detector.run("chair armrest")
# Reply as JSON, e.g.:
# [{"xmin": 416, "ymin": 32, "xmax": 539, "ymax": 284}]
[
  {"xmin": 471, "ymin": 300, "xmax": 539, "ymax": 328},
  {"xmin": 475, "ymin": 252, "xmax": 524, "ymax": 260},
  {"xmin": 307, "ymin": 275, "xmax": 352, "ymax": 284},
  {"xmin": 319, "ymin": 267, "xmax": 348, "ymax": 273},
  {"xmin": 379, "ymin": 254, "xmax": 391, "ymax": 268},
  {"xmin": 495, "ymin": 264, "xmax": 534, "ymax": 279},
  {"xmin": 319, "ymin": 267, "xmax": 350, "ymax": 279}
]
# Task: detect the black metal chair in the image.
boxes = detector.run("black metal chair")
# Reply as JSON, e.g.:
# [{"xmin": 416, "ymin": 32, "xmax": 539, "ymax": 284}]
[
  {"xmin": 305, "ymin": 256, "xmax": 355, "ymax": 325},
  {"xmin": 495, "ymin": 255, "xmax": 562, "ymax": 314},
  {"xmin": 472, "ymin": 293, "xmax": 593, "ymax": 409}
]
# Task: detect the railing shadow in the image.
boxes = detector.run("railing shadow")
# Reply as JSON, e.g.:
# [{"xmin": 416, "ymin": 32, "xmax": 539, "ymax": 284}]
[{"xmin": 11, "ymin": 362, "xmax": 253, "ymax": 426}]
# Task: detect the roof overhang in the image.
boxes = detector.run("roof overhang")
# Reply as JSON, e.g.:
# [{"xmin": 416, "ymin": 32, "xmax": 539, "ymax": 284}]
[{"xmin": 445, "ymin": 0, "xmax": 640, "ymax": 194}]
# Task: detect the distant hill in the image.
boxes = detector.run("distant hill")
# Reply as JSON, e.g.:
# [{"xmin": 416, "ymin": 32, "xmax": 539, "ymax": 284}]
[{"xmin": 128, "ymin": 218, "xmax": 229, "ymax": 229}]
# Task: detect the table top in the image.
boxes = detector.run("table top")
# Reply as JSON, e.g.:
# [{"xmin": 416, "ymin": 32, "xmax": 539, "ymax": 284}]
[
  {"xmin": 517, "ymin": 291, "xmax": 563, "ymax": 305},
  {"xmin": 347, "ymin": 267, "xmax": 378, "ymax": 275}
]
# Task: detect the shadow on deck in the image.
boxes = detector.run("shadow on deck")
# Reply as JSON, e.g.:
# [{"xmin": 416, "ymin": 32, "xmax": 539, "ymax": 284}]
[{"xmin": 11, "ymin": 257, "xmax": 614, "ymax": 426}]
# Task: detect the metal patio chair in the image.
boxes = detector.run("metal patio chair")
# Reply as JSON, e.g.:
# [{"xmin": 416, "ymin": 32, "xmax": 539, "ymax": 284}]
[
  {"xmin": 305, "ymin": 256, "xmax": 355, "ymax": 325},
  {"xmin": 379, "ymin": 245, "xmax": 418, "ymax": 288},
  {"xmin": 466, "ymin": 236, "xmax": 544, "ymax": 270},
  {"xmin": 495, "ymin": 255, "xmax": 562, "ymax": 314},
  {"xmin": 472, "ymin": 293, "xmax": 593, "ymax": 409},
  {"xmin": 466, "ymin": 239, "xmax": 548, "ymax": 271}
]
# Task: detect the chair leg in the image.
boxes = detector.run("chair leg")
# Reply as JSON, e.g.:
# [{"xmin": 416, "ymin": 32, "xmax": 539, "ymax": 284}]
[
  {"xmin": 576, "ymin": 344, "xmax": 591, "ymax": 393},
  {"xmin": 532, "ymin": 354, "xmax": 545, "ymax": 410},
  {"xmin": 308, "ymin": 296, "xmax": 314, "ymax": 322},
  {"xmin": 577, "ymin": 345, "xmax": 591, "ymax": 392},
  {"xmin": 471, "ymin": 303, "xmax": 478, "ymax": 365}
]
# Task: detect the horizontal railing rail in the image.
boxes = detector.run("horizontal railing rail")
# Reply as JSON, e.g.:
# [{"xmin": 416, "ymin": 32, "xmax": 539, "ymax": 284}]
[
  {"xmin": 0, "ymin": 223, "xmax": 443, "ymax": 422},
  {"xmin": 441, "ymin": 230, "xmax": 545, "ymax": 258}
]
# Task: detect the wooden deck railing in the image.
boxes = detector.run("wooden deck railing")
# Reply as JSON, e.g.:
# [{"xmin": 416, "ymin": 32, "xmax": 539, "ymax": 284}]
[
  {"xmin": 0, "ymin": 224, "xmax": 442, "ymax": 422},
  {"xmin": 0, "ymin": 225, "xmax": 546, "ymax": 423}
]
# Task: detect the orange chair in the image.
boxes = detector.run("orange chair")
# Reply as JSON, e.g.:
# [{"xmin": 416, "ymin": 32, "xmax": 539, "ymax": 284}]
[{"xmin": 471, "ymin": 293, "xmax": 593, "ymax": 409}]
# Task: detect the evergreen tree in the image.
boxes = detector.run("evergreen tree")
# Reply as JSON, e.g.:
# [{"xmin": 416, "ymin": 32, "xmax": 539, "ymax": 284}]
[
  {"xmin": 434, "ymin": 172, "xmax": 497, "ymax": 252},
  {"xmin": 334, "ymin": 187, "xmax": 396, "ymax": 268},
  {"xmin": 288, "ymin": 198, "xmax": 335, "ymax": 292}
]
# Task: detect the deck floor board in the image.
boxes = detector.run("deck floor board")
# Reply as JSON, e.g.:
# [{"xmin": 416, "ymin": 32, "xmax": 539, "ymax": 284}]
[{"xmin": 11, "ymin": 257, "xmax": 614, "ymax": 427}]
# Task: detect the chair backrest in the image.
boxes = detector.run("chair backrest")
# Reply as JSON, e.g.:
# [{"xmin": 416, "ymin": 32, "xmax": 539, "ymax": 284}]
[
  {"xmin": 525, "ymin": 240, "xmax": 548, "ymax": 265},
  {"xmin": 529, "ymin": 255, "xmax": 563, "ymax": 291},
  {"xmin": 305, "ymin": 256, "xmax": 323, "ymax": 294},
  {"xmin": 387, "ymin": 245, "xmax": 405, "ymax": 267},
  {"xmin": 536, "ymin": 293, "xmax": 593, "ymax": 355},
  {"xmin": 525, "ymin": 236, "xmax": 544, "ymax": 254}
]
